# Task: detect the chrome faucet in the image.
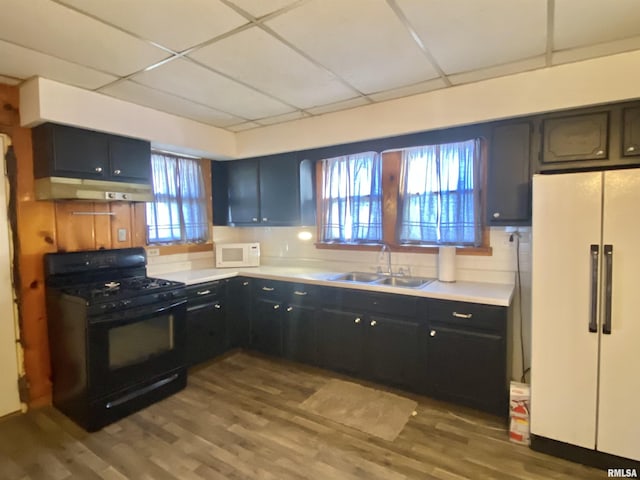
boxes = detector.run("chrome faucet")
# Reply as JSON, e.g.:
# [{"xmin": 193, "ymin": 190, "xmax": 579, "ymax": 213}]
[{"xmin": 378, "ymin": 243, "xmax": 392, "ymax": 276}]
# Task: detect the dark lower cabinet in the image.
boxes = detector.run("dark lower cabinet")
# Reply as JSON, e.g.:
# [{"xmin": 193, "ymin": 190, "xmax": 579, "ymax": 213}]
[
  {"xmin": 283, "ymin": 304, "xmax": 317, "ymax": 364},
  {"xmin": 251, "ymin": 297, "xmax": 283, "ymax": 356},
  {"xmin": 316, "ymin": 308, "xmax": 365, "ymax": 375},
  {"xmin": 367, "ymin": 315, "xmax": 424, "ymax": 389},
  {"xmin": 228, "ymin": 277, "xmax": 252, "ymax": 348},
  {"xmin": 185, "ymin": 281, "xmax": 228, "ymax": 367}
]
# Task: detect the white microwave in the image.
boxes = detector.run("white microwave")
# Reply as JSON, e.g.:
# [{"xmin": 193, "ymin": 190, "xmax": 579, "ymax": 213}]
[{"xmin": 215, "ymin": 242, "xmax": 260, "ymax": 268}]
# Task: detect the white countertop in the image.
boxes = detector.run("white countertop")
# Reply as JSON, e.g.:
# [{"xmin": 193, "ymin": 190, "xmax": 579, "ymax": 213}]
[{"xmin": 157, "ymin": 266, "xmax": 514, "ymax": 307}]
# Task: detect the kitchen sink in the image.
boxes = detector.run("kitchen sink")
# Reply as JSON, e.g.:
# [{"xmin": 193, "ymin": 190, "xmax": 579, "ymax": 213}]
[
  {"xmin": 373, "ymin": 276, "xmax": 434, "ymax": 288},
  {"xmin": 329, "ymin": 271, "xmax": 434, "ymax": 289},
  {"xmin": 330, "ymin": 271, "xmax": 382, "ymax": 283}
]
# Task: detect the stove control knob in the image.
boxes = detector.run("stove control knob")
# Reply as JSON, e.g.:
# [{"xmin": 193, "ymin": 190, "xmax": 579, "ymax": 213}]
[{"xmin": 106, "ymin": 303, "xmax": 116, "ymax": 311}]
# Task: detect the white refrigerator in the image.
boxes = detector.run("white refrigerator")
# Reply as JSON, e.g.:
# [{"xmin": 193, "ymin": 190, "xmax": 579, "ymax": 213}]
[{"xmin": 531, "ymin": 169, "xmax": 640, "ymax": 462}]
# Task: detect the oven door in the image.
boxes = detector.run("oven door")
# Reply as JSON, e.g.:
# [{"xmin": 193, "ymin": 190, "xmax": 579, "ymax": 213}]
[{"xmin": 87, "ymin": 298, "xmax": 186, "ymax": 398}]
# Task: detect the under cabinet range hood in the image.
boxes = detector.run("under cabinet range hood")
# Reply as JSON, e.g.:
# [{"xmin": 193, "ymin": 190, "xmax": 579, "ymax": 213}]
[{"xmin": 34, "ymin": 177, "xmax": 153, "ymax": 202}]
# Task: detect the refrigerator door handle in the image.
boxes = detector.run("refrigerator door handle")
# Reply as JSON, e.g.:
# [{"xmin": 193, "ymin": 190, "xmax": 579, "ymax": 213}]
[
  {"xmin": 589, "ymin": 244, "xmax": 599, "ymax": 333},
  {"xmin": 603, "ymin": 244, "xmax": 613, "ymax": 334}
]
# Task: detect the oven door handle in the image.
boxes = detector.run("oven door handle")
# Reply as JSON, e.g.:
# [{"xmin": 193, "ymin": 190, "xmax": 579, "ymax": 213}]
[
  {"xmin": 153, "ymin": 299, "xmax": 186, "ymax": 316},
  {"xmin": 90, "ymin": 298, "xmax": 186, "ymax": 325}
]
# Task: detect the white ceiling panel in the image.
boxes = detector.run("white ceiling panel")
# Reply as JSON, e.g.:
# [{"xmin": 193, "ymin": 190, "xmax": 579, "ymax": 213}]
[
  {"xmin": 99, "ymin": 80, "xmax": 243, "ymax": 127},
  {"xmin": 227, "ymin": 121, "xmax": 261, "ymax": 132},
  {"xmin": 0, "ymin": 0, "xmax": 168, "ymax": 76},
  {"xmin": 0, "ymin": 39, "xmax": 117, "ymax": 89},
  {"xmin": 306, "ymin": 97, "xmax": 371, "ymax": 116},
  {"xmin": 397, "ymin": 0, "xmax": 546, "ymax": 74},
  {"xmin": 225, "ymin": 0, "xmax": 301, "ymax": 19},
  {"xmin": 189, "ymin": 27, "xmax": 356, "ymax": 109},
  {"xmin": 254, "ymin": 111, "xmax": 309, "ymax": 126},
  {"xmin": 0, "ymin": 75, "xmax": 20, "ymax": 86},
  {"xmin": 56, "ymin": 0, "xmax": 249, "ymax": 52},
  {"xmin": 266, "ymin": 0, "xmax": 440, "ymax": 94},
  {"xmin": 554, "ymin": 0, "xmax": 640, "ymax": 50},
  {"xmin": 368, "ymin": 78, "xmax": 448, "ymax": 102},
  {"xmin": 449, "ymin": 56, "xmax": 545, "ymax": 86},
  {"xmin": 553, "ymin": 35, "xmax": 640, "ymax": 66},
  {"xmin": 131, "ymin": 58, "xmax": 295, "ymax": 120}
]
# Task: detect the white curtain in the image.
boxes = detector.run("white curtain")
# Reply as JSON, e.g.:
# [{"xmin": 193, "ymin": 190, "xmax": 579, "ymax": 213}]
[{"xmin": 146, "ymin": 153, "xmax": 208, "ymax": 244}]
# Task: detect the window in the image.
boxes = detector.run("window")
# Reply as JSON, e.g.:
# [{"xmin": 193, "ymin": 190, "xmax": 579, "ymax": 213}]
[
  {"xmin": 319, "ymin": 152, "xmax": 382, "ymax": 243},
  {"xmin": 398, "ymin": 140, "xmax": 481, "ymax": 246},
  {"xmin": 146, "ymin": 152, "xmax": 209, "ymax": 244},
  {"xmin": 316, "ymin": 138, "xmax": 487, "ymax": 252}
]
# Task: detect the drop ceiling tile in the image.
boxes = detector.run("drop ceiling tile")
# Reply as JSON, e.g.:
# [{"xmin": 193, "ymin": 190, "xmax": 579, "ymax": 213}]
[
  {"xmin": 99, "ymin": 80, "xmax": 243, "ymax": 127},
  {"xmin": 306, "ymin": 97, "xmax": 371, "ymax": 115},
  {"xmin": 225, "ymin": 0, "xmax": 300, "ymax": 18},
  {"xmin": 0, "ymin": 39, "xmax": 117, "ymax": 89},
  {"xmin": 131, "ymin": 57, "xmax": 294, "ymax": 120},
  {"xmin": 555, "ymin": 0, "xmax": 640, "ymax": 50},
  {"xmin": 254, "ymin": 110, "xmax": 309, "ymax": 126},
  {"xmin": 553, "ymin": 35, "xmax": 640, "ymax": 66},
  {"xmin": 56, "ymin": 0, "xmax": 248, "ymax": 52},
  {"xmin": 0, "ymin": 75, "xmax": 21, "ymax": 86},
  {"xmin": 266, "ymin": 0, "xmax": 439, "ymax": 94},
  {"xmin": 396, "ymin": 0, "xmax": 546, "ymax": 75},
  {"xmin": 226, "ymin": 122, "xmax": 261, "ymax": 132},
  {"xmin": 368, "ymin": 78, "xmax": 447, "ymax": 102},
  {"xmin": 189, "ymin": 27, "xmax": 356, "ymax": 109},
  {"xmin": 0, "ymin": 0, "xmax": 168, "ymax": 76},
  {"xmin": 448, "ymin": 56, "xmax": 545, "ymax": 86}
]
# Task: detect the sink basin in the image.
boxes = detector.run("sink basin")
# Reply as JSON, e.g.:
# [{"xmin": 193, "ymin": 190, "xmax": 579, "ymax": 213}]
[
  {"xmin": 330, "ymin": 271, "xmax": 382, "ymax": 283},
  {"xmin": 374, "ymin": 276, "xmax": 434, "ymax": 288}
]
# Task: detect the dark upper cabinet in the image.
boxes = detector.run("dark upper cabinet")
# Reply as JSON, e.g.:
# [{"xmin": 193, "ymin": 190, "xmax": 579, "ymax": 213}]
[
  {"xmin": 622, "ymin": 107, "xmax": 640, "ymax": 157},
  {"xmin": 33, "ymin": 123, "xmax": 151, "ymax": 183},
  {"xmin": 487, "ymin": 122, "xmax": 532, "ymax": 225},
  {"xmin": 227, "ymin": 158, "xmax": 260, "ymax": 224},
  {"xmin": 540, "ymin": 112, "xmax": 609, "ymax": 164},
  {"xmin": 214, "ymin": 153, "xmax": 315, "ymax": 227}
]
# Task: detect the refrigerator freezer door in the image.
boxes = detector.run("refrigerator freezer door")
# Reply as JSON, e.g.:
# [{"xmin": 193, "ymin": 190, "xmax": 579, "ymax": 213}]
[
  {"xmin": 597, "ymin": 169, "xmax": 640, "ymax": 461},
  {"xmin": 530, "ymin": 172, "xmax": 602, "ymax": 449}
]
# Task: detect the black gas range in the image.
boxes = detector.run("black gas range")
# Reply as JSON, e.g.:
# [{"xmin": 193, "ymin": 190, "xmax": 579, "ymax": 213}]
[{"xmin": 45, "ymin": 247, "xmax": 187, "ymax": 432}]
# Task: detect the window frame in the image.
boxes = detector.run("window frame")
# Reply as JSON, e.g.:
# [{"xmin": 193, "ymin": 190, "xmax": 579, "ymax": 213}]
[
  {"xmin": 315, "ymin": 139, "xmax": 491, "ymax": 256},
  {"xmin": 144, "ymin": 153, "xmax": 213, "ymax": 252}
]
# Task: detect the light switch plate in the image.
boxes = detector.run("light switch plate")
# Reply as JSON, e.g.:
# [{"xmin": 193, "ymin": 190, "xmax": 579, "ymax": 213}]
[
  {"xmin": 147, "ymin": 248, "xmax": 160, "ymax": 257},
  {"xmin": 117, "ymin": 228, "xmax": 127, "ymax": 242}
]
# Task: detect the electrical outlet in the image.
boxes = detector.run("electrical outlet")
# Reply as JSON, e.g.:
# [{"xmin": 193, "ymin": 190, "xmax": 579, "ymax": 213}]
[
  {"xmin": 147, "ymin": 247, "xmax": 160, "ymax": 257},
  {"xmin": 117, "ymin": 228, "xmax": 127, "ymax": 242}
]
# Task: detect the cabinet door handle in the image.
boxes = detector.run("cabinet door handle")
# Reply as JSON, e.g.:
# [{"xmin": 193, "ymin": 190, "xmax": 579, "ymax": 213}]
[
  {"xmin": 286, "ymin": 306, "xmax": 293, "ymax": 312},
  {"xmin": 196, "ymin": 290, "xmax": 211, "ymax": 296},
  {"xmin": 214, "ymin": 303, "xmax": 221, "ymax": 309},
  {"xmin": 430, "ymin": 330, "xmax": 437, "ymax": 337},
  {"xmin": 452, "ymin": 312, "xmax": 472, "ymax": 319},
  {"xmin": 603, "ymin": 244, "xmax": 613, "ymax": 335},
  {"xmin": 262, "ymin": 286, "xmax": 275, "ymax": 292},
  {"xmin": 595, "ymin": 150, "xmax": 605, "ymax": 156},
  {"xmin": 94, "ymin": 166, "xmax": 103, "ymax": 173},
  {"xmin": 492, "ymin": 212, "xmax": 500, "ymax": 218},
  {"xmin": 589, "ymin": 244, "xmax": 599, "ymax": 333},
  {"xmin": 262, "ymin": 217, "xmax": 268, "ymax": 222},
  {"xmin": 242, "ymin": 281, "xmax": 249, "ymax": 286},
  {"xmin": 252, "ymin": 217, "xmax": 258, "ymax": 222},
  {"xmin": 627, "ymin": 145, "xmax": 636, "ymax": 153},
  {"xmin": 354, "ymin": 317, "xmax": 361, "ymax": 324},
  {"xmin": 370, "ymin": 320, "xmax": 377, "ymax": 327},
  {"xmin": 293, "ymin": 291, "xmax": 308, "ymax": 296},
  {"xmin": 273, "ymin": 304, "xmax": 280, "ymax": 310},
  {"xmin": 113, "ymin": 169, "xmax": 122, "ymax": 175}
]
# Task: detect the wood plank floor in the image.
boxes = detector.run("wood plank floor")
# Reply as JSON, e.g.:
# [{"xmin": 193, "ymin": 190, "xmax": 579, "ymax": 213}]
[{"xmin": 0, "ymin": 352, "xmax": 604, "ymax": 480}]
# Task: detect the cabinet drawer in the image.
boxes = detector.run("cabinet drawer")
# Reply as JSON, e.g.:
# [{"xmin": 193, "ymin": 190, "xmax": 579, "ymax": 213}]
[
  {"xmin": 253, "ymin": 279, "xmax": 286, "ymax": 299},
  {"xmin": 337, "ymin": 289, "xmax": 417, "ymax": 317},
  {"xmin": 287, "ymin": 283, "xmax": 319, "ymax": 305},
  {"xmin": 428, "ymin": 299, "xmax": 506, "ymax": 332},
  {"xmin": 186, "ymin": 281, "xmax": 220, "ymax": 299}
]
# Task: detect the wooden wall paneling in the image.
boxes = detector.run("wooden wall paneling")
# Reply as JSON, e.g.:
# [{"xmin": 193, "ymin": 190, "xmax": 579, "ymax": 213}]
[
  {"xmin": 109, "ymin": 202, "xmax": 133, "ymax": 248},
  {"xmin": 2, "ymin": 83, "xmax": 57, "ymax": 406},
  {"xmin": 93, "ymin": 202, "xmax": 113, "ymax": 249},
  {"xmin": 54, "ymin": 202, "xmax": 97, "ymax": 252},
  {"xmin": 382, "ymin": 151, "xmax": 401, "ymax": 246},
  {"xmin": 131, "ymin": 202, "xmax": 147, "ymax": 247}
]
